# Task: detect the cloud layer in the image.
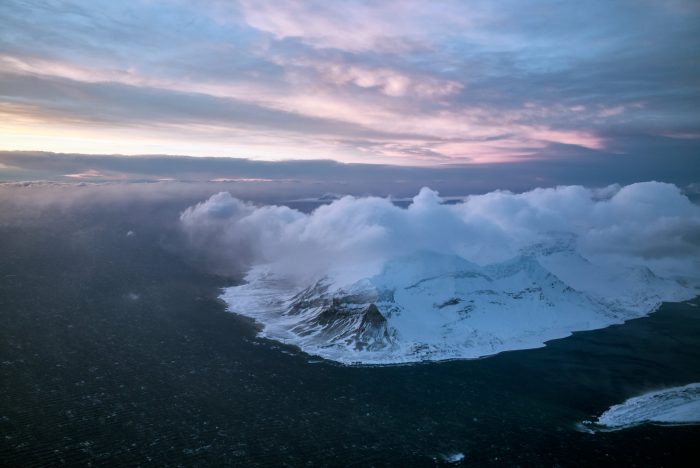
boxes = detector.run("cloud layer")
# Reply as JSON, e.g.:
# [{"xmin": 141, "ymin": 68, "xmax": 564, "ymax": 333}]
[
  {"xmin": 1, "ymin": 1, "xmax": 699, "ymax": 165},
  {"xmin": 180, "ymin": 181, "xmax": 700, "ymax": 283}
]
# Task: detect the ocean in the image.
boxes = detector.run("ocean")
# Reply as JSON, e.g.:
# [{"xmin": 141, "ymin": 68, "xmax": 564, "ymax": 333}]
[{"xmin": 1, "ymin": 191, "xmax": 698, "ymax": 466}]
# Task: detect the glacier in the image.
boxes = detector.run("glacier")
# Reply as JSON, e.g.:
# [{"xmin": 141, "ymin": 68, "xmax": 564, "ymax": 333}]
[
  {"xmin": 220, "ymin": 237, "xmax": 697, "ymax": 365},
  {"xmin": 585, "ymin": 383, "xmax": 700, "ymax": 431}
]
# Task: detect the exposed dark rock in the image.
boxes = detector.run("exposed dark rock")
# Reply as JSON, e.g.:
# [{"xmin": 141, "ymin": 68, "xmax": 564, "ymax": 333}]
[
  {"xmin": 436, "ymin": 297, "xmax": 461, "ymax": 309},
  {"xmin": 355, "ymin": 304, "xmax": 391, "ymax": 351}
]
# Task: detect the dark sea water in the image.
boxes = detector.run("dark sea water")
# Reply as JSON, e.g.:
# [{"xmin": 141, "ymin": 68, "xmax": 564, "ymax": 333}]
[{"xmin": 1, "ymin": 194, "xmax": 699, "ymax": 466}]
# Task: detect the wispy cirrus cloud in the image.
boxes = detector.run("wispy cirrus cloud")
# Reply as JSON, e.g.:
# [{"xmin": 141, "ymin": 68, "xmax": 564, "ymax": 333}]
[
  {"xmin": 237, "ymin": 0, "xmax": 465, "ymax": 53},
  {"xmin": 0, "ymin": 0, "xmax": 698, "ymax": 167}
]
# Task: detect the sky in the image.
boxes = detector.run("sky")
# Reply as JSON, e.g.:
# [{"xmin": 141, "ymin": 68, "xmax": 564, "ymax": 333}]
[{"xmin": 0, "ymin": 0, "xmax": 699, "ymax": 170}]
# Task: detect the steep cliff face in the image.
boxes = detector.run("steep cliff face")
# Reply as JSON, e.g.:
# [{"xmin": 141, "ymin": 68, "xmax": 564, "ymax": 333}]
[{"xmin": 290, "ymin": 293, "xmax": 394, "ymax": 352}]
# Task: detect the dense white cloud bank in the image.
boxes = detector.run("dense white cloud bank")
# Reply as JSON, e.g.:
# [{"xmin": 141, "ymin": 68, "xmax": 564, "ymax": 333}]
[
  {"xmin": 181, "ymin": 181, "xmax": 700, "ymax": 283},
  {"xmin": 181, "ymin": 182, "xmax": 700, "ymax": 364}
]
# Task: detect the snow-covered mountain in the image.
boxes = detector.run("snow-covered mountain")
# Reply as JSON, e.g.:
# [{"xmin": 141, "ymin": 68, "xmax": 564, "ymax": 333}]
[{"xmin": 221, "ymin": 240, "xmax": 697, "ymax": 365}]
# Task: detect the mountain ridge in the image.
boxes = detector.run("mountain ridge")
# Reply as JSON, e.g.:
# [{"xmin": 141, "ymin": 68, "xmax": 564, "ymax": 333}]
[{"xmin": 221, "ymin": 245, "xmax": 698, "ymax": 365}]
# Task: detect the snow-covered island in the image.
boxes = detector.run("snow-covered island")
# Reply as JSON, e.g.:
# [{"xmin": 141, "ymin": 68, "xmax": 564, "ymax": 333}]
[{"xmin": 221, "ymin": 240, "xmax": 696, "ymax": 364}]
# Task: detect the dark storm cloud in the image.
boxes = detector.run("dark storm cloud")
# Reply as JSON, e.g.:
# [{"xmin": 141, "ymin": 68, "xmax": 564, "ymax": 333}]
[{"xmin": 2, "ymin": 150, "xmax": 698, "ymax": 198}]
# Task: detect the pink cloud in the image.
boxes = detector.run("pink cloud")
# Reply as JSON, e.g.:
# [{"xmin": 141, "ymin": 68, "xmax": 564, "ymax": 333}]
[
  {"xmin": 525, "ymin": 127, "xmax": 604, "ymax": 150},
  {"xmin": 238, "ymin": 0, "xmax": 469, "ymax": 53},
  {"xmin": 285, "ymin": 59, "xmax": 463, "ymax": 98},
  {"xmin": 0, "ymin": 52, "xmax": 605, "ymax": 166},
  {"xmin": 599, "ymin": 106, "xmax": 625, "ymax": 117}
]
